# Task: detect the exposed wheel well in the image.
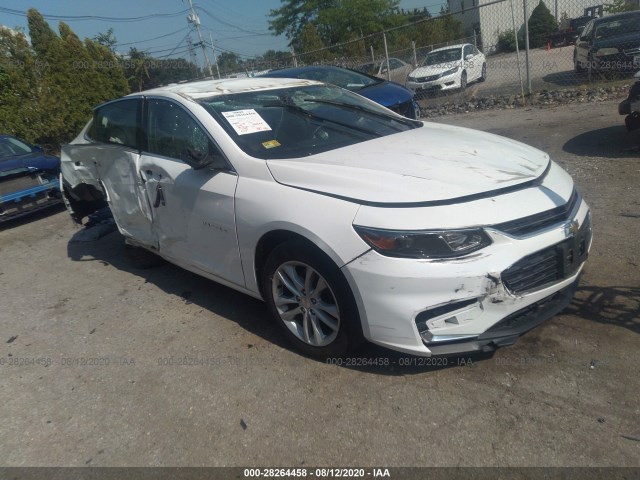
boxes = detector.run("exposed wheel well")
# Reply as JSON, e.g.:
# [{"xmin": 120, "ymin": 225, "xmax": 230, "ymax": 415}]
[{"xmin": 254, "ymin": 230, "xmax": 328, "ymax": 298}]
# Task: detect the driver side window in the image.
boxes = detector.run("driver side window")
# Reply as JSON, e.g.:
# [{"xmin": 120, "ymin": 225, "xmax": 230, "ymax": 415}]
[{"xmin": 146, "ymin": 99, "xmax": 215, "ymax": 163}]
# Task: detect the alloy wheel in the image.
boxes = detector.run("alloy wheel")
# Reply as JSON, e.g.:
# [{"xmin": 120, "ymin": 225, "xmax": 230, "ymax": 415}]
[{"xmin": 271, "ymin": 261, "xmax": 341, "ymax": 347}]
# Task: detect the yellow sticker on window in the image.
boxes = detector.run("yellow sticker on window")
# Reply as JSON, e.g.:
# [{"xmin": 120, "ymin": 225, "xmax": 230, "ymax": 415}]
[{"xmin": 262, "ymin": 140, "xmax": 281, "ymax": 149}]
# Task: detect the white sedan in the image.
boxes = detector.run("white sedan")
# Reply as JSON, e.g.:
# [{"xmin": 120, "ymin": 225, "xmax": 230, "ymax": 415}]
[
  {"xmin": 61, "ymin": 77, "xmax": 591, "ymax": 359},
  {"xmin": 406, "ymin": 43, "xmax": 487, "ymax": 95}
]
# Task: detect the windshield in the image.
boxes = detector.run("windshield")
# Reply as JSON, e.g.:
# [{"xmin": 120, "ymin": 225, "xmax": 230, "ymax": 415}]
[
  {"xmin": 422, "ymin": 48, "xmax": 462, "ymax": 66},
  {"xmin": 0, "ymin": 136, "xmax": 33, "ymax": 158},
  {"xmin": 595, "ymin": 15, "xmax": 640, "ymax": 39},
  {"xmin": 199, "ymin": 84, "xmax": 421, "ymax": 160}
]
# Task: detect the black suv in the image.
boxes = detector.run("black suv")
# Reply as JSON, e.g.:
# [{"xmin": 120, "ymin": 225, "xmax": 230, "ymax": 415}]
[{"xmin": 574, "ymin": 10, "xmax": 640, "ymax": 73}]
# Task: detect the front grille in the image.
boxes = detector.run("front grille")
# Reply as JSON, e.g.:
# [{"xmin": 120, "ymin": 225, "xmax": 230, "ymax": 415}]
[
  {"xmin": 502, "ymin": 213, "xmax": 592, "ymax": 294},
  {"xmin": 492, "ymin": 189, "xmax": 579, "ymax": 237},
  {"xmin": 417, "ymin": 74, "xmax": 440, "ymax": 82},
  {"xmin": 502, "ymin": 247, "xmax": 563, "ymax": 294}
]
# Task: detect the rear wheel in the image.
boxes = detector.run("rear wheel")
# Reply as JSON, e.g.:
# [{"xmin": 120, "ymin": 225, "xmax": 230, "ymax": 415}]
[{"xmin": 262, "ymin": 240, "xmax": 362, "ymax": 359}]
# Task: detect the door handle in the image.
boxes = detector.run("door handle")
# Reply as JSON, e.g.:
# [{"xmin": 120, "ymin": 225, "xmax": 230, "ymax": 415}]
[{"xmin": 153, "ymin": 184, "xmax": 166, "ymax": 208}]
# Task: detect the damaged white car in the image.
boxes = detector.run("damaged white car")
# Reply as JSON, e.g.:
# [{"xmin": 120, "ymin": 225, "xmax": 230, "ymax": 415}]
[{"xmin": 61, "ymin": 77, "xmax": 592, "ymax": 358}]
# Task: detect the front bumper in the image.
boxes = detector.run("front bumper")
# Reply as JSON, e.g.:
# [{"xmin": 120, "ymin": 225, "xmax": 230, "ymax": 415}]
[
  {"xmin": 406, "ymin": 72, "xmax": 460, "ymax": 93},
  {"xmin": 341, "ymin": 200, "xmax": 592, "ymax": 356}
]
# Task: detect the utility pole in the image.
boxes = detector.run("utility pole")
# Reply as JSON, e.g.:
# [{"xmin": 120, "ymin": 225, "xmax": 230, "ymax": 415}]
[
  {"xmin": 186, "ymin": 0, "xmax": 213, "ymax": 77},
  {"xmin": 209, "ymin": 32, "xmax": 221, "ymax": 79}
]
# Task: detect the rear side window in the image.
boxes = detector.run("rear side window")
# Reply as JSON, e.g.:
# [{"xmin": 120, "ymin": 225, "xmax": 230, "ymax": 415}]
[{"xmin": 90, "ymin": 98, "xmax": 142, "ymax": 150}]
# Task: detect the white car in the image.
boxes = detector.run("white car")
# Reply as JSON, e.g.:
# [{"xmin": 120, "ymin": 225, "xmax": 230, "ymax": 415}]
[
  {"xmin": 61, "ymin": 77, "xmax": 591, "ymax": 359},
  {"xmin": 406, "ymin": 43, "xmax": 487, "ymax": 95}
]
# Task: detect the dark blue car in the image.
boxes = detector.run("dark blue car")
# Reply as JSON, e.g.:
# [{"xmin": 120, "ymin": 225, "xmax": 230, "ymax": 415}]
[
  {"xmin": 0, "ymin": 134, "xmax": 62, "ymax": 222},
  {"xmin": 260, "ymin": 65, "xmax": 421, "ymax": 119}
]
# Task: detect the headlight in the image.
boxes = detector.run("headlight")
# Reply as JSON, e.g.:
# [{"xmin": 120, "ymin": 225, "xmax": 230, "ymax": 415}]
[
  {"xmin": 595, "ymin": 47, "xmax": 619, "ymax": 57},
  {"xmin": 440, "ymin": 66, "xmax": 459, "ymax": 77},
  {"xmin": 354, "ymin": 226, "xmax": 492, "ymax": 259}
]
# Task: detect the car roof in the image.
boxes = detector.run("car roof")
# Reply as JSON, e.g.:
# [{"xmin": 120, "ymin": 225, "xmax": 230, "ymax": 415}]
[{"xmin": 132, "ymin": 76, "xmax": 322, "ymax": 100}]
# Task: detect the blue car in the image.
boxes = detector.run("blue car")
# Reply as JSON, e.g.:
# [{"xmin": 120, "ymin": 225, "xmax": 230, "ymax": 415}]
[
  {"xmin": 0, "ymin": 134, "xmax": 62, "ymax": 222},
  {"xmin": 260, "ymin": 65, "xmax": 421, "ymax": 119}
]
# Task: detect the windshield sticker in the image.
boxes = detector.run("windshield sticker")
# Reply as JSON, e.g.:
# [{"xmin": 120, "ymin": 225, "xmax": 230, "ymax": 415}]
[
  {"xmin": 221, "ymin": 109, "xmax": 272, "ymax": 135},
  {"xmin": 262, "ymin": 140, "xmax": 281, "ymax": 149}
]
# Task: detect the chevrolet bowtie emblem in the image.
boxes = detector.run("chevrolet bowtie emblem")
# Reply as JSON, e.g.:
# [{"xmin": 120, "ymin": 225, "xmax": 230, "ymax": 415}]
[{"xmin": 565, "ymin": 219, "xmax": 580, "ymax": 237}]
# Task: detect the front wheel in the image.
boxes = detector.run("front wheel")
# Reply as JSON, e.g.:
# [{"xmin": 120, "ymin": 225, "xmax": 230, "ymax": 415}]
[
  {"xmin": 460, "ymin": 70, "xmax": 467, "ymax": 90},
  {"xmin": 262, "ymin": 240, "xmax": 362, "ymax": 359},
  {"xmin": 479, "ymin": 63, "xmax": 487, "ymax": 82}
]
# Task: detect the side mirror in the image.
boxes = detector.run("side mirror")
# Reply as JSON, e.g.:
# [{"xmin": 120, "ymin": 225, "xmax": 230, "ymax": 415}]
[
  {"xmin": 634, "ymin": 70, "xmax": 640, "ymax": 79},
  {"xmin": 465, "ymin": 54, "xmax": 473, "ymax": 61},
  {"xmin": 32, "ymin": 145, "xmax": 44, "ymax": 153}
]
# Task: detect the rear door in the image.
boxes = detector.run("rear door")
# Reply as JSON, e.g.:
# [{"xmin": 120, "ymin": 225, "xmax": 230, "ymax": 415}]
[{"xmin": 86, "ymin": 98, "xmax": 156, "ymax": 247}]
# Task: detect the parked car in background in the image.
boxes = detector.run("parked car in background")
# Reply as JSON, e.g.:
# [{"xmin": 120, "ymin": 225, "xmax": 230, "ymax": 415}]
[
  {"xmin": 619, "ymin": 70, "xmax": 640, "ymax": 131},
  {"xmin": 260, "ymin": 65, "xmax": 420, "ymax": 119},
  {"xmin": 355, "ymin": 57, "xmax": 414, "ymax": 84},
  {"xmin": 549, "ymin": 15, "xmax": 593, "ymax": 47},
  {"xmin": 405, "ymin": 43, "xmax": 486, "ymax": 96},
  {"xmin": 574, "ymin": 10, "xmax": 640, "ymax": 73},
  {"xmin": 0, "ymin": 135, "xmax": 61, "ymax": 222},
  {"xmin": 61, "ymin": 77, "xmax": 591, "ymax": 359}
]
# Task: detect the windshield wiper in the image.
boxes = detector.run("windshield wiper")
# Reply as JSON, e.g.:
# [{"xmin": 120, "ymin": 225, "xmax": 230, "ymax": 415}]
[
  {"xmin": 300, "ymin": 98, "xmax": 422, "ymax": 128},
  {"xmin": 262, "ymin": 101, "xmax": 382, "ymax": 137}
]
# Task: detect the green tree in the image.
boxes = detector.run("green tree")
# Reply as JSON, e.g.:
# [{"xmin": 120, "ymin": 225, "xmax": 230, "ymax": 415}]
[
  {"xmin": 527, "ymin": 0, "xmax": 557, "ymax": 48},
  {"xmin": 604, "ymin": 0, "xmax": 639, "ymax": 13},
  {"xmin": 0, "ymin": 27, "xmax": 41, "ymax": 143},
  {"xmin": 268, "ymin": 0, "xmax": 401, "ymax": 51},
  {"xmin": 93, "ymin": 28, "xmax": 117, "ymax": 52},
  {"xmin": 298, "ymin": 23, "xmax": 329, "ymax": 62}
]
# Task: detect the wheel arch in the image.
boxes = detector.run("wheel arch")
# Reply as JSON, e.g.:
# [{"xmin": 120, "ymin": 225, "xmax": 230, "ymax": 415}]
[{"xmin": 254, "ymin": 228, "xmax": 344, "ymax": 299}]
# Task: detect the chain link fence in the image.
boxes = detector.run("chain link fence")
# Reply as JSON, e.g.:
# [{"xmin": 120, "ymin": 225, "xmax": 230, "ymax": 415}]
[{"xmin": 220, "ymin": 0, "xmax": 639, "ymax": 109}]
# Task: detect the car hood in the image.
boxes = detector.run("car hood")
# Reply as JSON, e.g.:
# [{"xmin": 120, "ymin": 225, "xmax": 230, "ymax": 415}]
[
  {"xmin": 0, "ymin": 152, "xmax": 60, "ymax": 176},
  {"xmin": 358, "ymin": 80, "xmax": 413, "ymax": 108},
  {"xmin": 266, "ymin": 122, "xmax": 550, "ymax": 205},
  {"xmin": 410, "ymin": 62, "xmax": 461, "ymax": 77}
]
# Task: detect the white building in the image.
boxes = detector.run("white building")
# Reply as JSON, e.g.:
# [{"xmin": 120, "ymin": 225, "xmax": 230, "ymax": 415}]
[{"xmin": 448, "ymin": 0, "xmax": 605, "ymax": 53}]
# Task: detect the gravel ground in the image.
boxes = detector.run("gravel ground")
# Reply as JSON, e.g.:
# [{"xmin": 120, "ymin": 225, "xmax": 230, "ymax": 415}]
[{"xmin": 0, "ymin": 100, "xmax": 638, "ymax": 467}]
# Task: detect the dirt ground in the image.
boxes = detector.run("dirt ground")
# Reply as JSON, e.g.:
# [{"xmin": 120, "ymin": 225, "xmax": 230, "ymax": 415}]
[{"xmin": 0, "ymin": 99, "xmax": 638, "ymax": 467}]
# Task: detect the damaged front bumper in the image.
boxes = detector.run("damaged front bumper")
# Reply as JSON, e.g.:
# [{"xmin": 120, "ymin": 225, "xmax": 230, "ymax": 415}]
[{"xmin": 341, "ymin": 203, "xmax": 592, "ymax": 357}]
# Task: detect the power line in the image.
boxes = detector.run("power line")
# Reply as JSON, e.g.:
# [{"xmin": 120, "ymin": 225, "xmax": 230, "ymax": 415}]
[
  {"xmin": 0, "ymin": 6, "xmax": 191, "ymax": 22},
  {"xmin": 115, "ymin": 27, "xmax": 189, "ymax": 47}
]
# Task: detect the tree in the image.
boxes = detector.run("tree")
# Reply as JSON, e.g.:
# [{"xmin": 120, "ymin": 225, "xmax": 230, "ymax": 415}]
[
  {"xmin": 93, "ymin": 28, "xmax": 117, "ymax": 52},
  {"xmin": 527, "ymin": 0, "xmax": 557, "ymax": 48},
  {"xmin": 268, "ymin": 0, "xmax": 401, "ymax": 51},
  {"xmin": 1, "ymin": 9, "xmax": 130, "ymax": 148},
  {"xmin": 604, "ymin": 0, "xmax": 639, "ymax": 13},
  {"xmin": 298, "ymin": 23, "xmax": 329, "ymax": 62}
]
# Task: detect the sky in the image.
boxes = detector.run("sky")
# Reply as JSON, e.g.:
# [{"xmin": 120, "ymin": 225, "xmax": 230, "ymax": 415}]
[{"xmin": 0, "ymin": 0, "xmax": 446, "ymax": 63}]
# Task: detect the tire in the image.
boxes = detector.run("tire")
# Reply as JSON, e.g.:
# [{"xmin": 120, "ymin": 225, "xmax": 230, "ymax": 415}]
[
  {"xmin": 262, "ymin": 239, "xmax": 362, "ymax": 359},
  {"xmin": 479, "ymin": 63, "xmax": 487, "ymax": 82},
  {"xmin": 460, "ymin": 70, "xmax": 467, "ymax": 90}
]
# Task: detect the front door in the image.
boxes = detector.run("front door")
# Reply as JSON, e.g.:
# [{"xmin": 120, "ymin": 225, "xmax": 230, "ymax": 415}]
[{"xmin": 139, "ymin": 98, "xmax": 244, "ymax": 286}]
